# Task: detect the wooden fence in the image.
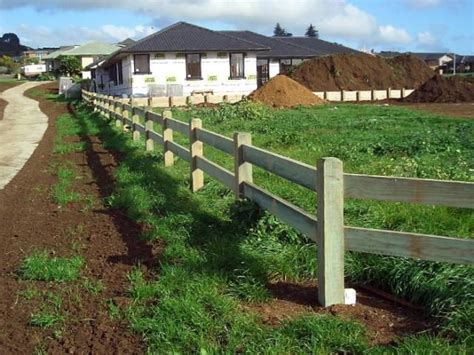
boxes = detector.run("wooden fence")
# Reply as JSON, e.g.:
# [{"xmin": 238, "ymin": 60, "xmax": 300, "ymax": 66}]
[{"xmin": 82, "ymin": 90, "xmax": 474, "ymax": 307}]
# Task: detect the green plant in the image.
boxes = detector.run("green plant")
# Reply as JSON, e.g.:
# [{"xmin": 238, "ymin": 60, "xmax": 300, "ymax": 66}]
[
  {"xmin": 18, "ymin": 251, "xmax": 83, "ymax": 282},
  {"xmin": 57, "ymin": 55, "xmax": 81, "ymax": 77}
]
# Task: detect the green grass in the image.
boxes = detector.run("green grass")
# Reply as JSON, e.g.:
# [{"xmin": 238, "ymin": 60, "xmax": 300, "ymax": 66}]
[
  {"xmin": 52, "ymin": 166, "xmax": 81, "ymax": 206},
  {"xmin": 69, "ymin": 99, "xmax": 473, "ymax": 352},
  {"xmin": 18, "ymin": 251, "xmax": 84, "ymax": 282}
]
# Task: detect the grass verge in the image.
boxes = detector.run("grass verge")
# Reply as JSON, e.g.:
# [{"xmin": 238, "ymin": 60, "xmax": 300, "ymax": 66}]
[{"xmin": 71, "ymin": 99, "xmax": 473, "ymax": 352}]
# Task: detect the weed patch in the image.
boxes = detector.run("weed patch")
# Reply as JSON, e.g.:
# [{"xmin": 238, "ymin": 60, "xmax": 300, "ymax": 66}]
[{"xmin": 19, "ymin": 251, "xmax": 83, "ymax": 282}]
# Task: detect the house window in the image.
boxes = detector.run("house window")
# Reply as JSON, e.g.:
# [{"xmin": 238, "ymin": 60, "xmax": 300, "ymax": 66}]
[
  {"xmin": 291, "ymin": 58, "xmax": 303, "ymax": 66},
  {"xmin": 117, "ymin": 60, "xmax": 123, "ymax": 85},
  {"xmin": 109, "ymin": 65, "xmax": 117, "ymax": 85},
  {"xmin": 230, "ymin": 53, "xmax": 245, "ymax": 79},
  {"xmin": 186, "ymin": 54, "xmax": 201, "ymax": 80},
  {"xmin": 134, "ymin": 54, "xmax": 150, "ymax": 74}
]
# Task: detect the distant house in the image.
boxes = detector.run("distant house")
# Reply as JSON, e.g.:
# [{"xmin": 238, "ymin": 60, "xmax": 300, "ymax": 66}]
[
  {"xmin": 44, "ymin": 45, "xmax": 79, "ymax": 72},
  {"xmin": 44, "ymin": 42, "xmax": 122, "ymax": 78},
  {"xmin": 378, "ymin": 51, "xmax": 453, "ymax": 72},
  {"xmin": 22, "ymin": 48, "xmax": 58, "ymax": 63},
  {"xmin": 449, "ymin": 55, "xmax": 474, "ymax": 73},
  {"xmin": 93, "ymin": 22, "xmax": 359, "ymax": 97}
]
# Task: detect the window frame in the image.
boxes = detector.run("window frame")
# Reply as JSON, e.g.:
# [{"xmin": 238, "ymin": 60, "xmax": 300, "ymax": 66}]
[
  {"xmin": 133, "ymin": 54, "xmax": 151, "ymax": 75},
  {"xmin": 117, "ymin": 60, "xmax": 123, "ymax": 85},
  {"xmin": 229, "ymin": 52, "xmax": 246, "ymax": 79},
  {"xmin": 185, "ymin": 53, "xmax": 202, "ymax": 80}
]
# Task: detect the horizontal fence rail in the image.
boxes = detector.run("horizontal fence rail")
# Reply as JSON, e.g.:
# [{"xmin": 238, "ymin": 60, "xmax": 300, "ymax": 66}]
[
  {"xmin": 82, "ymin": 90, "xmax": 474, "ymax": 307},
  {"xmin": 344, "ymin": 174, "xmax": 474, "ymax": 208}
]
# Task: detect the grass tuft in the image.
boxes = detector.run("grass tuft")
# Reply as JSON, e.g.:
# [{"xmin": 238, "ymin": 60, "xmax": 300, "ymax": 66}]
[{"xmin": 19, "ymin": 251, "xmax": 83, "ymax": 282}]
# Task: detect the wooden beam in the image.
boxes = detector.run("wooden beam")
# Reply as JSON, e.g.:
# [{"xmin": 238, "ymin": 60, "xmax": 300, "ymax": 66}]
[
  {"xmin": 189, "ymin": 118, "xmax": 204, "ymax": 192},
  {"xmin": 317, "ymin": 157, "xmax": 345, "ymax": 307},
  {"xmin": 243, "ymin": 182, "xmax": 317, "ymax": 238},
  {"xmin": 195, "ymin": 128, "xmax": 233, "ymax": 155},
  {"xmin": 242, "ymin": 144, "xmax": 317, "ymax": 191},
  {"xmin": 344, "ymin": 174, "xmax": 474, "ymax": 209},
  {"xmin": 145, "ymin": 111, "xmax": 154, "ymax": 152},
  {"xmin": 234, "ymin": 132, "xmax": 253, "ymax": 198},
  {"xmin": 196, "ymin": 156, "xmax": 234, "ymax": 190},
  {"xmin": 162, "ymin": 110, "xmax": 174, "ymax": 166},
  {"xmin": 345, "ymin": 227, "xmax": 474, "ymax": 264}
]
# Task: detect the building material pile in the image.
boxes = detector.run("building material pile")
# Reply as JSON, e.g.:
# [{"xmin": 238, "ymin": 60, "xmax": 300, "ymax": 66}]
[
  {"xmin": 290, "ymin": 54, "xmax": 434, "ymax": 91},
  {"xmin": 403, "ymin": 75, "xmax": 474, "ymax": 103},
  {"xmin": 249, "ymin": 75, "xmax": 326, "ymax": 108}
]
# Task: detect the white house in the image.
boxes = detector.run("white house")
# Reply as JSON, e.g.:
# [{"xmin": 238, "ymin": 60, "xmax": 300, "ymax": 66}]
[
  {"xmin": 93, "ymin": 22, "xmax": 269, "ymax": 97},
  {"xmin": 93, "ymin": 22, "xmax": 359, "ymax": 97}
]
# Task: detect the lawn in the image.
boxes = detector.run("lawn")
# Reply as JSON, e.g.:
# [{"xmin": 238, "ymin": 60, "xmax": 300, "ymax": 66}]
[{"xmin": 81, "ymin": 99, "xmax": 473, "ymax": 352}]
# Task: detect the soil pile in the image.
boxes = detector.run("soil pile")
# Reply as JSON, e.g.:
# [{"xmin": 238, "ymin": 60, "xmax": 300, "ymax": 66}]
[
  {"xmin": 403, "ymin": 75, "xmax": 474, "ymax": 103},
  {"xmin": 290, "ymin": 53, "xmax": 434, "ymax": 91},
  {"xmin": 249, "ymin": 75, "xmax": 326, "ymax": 108}
]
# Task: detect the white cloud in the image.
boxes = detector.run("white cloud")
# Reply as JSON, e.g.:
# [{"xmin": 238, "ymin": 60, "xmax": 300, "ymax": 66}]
[
  {"xmin": 378, "ymin": 25, "xmax": 412, "ymax": 44},
  {"xmin": 1, "ymin": 0, "xmax": 417, "ymax": 48},
  {"xmin": 14, "ymin": 23, "xmax": 155, "ymax": 47},
  {"xmin": 417, "ymin": 31, "xmax": 438, "ymax": 46}
]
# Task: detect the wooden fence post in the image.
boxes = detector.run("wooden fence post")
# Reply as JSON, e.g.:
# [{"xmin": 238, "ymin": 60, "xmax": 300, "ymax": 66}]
[
  {"xmin": 233, "ymin": 132, "xmax": 253, "ymax": 198},
  {"xmin": 189, "ymin": 118, "xmax": 204, "ymax": 192},
  {"xmin": 387, "ymin": 87, "xmax": 392, "ymax": 99},
  {"xmin": 132, "ymin": 109, "xmax": 140, "ymax": 141},
  {"xmin": 145, "ymin": 110, "xmax": 154, "ymax": 152},
  {"xmin": 316, "ymin": 157, "xmax": 345, "ymax": 307},
  {"xmin": 122, "ymin": 107, "xmax": 129, "ymax": 128},
  {"xmin": 115, "ymin": 103, "xmax": 123, "ymax": 127},
  {"xmin": 162, "ymin": 110, "xmax": 174, "ymax": 167},
  {"xmin": 401, "ymin": 87, "xmax": 406, "ymax": 98}
]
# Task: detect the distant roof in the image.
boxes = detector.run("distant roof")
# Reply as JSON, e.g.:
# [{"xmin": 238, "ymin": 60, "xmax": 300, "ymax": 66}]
[
  {"xmin": 220, "ymin": 31, "xmax": 317, "ymax": 58},
  {"xmin": 276, "ymin": 37, "xmax": 360, "ymax": 55},
  {"xmin": 64, "ymin": 42, "xmax": 121, "ymax": 56},
  {"xmin": 43, "ymin": 46, "xmax": 78, "ymax": 59},
  {"xmin": 118, "ymin": 38, "xmax": 136, "ymax": 48},
  {"xmin": 121, "ymin": 22, "xmax": 269, "ymax": 53},
  {"xmin": 409, "ymin": 52, "xmax": 452, "ymax": 61}
]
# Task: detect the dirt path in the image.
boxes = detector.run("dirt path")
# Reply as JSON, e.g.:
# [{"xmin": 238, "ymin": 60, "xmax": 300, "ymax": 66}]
[
  {"xmin": 0, "ymin": 83, "xmax": 147, "ymax": 353},
  {"xmin": 0, "ymin": 82, "xmax": 49, "ymax": 190}
]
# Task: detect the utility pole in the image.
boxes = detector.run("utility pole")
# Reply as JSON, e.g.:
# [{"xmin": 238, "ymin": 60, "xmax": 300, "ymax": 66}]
[{"xmin": 453, "ymin": 53, "xmax": 456, "ymax": 75}]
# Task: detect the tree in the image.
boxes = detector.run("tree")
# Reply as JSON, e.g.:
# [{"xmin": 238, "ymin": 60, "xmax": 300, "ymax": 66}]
[
  {"xmin": 0, "ymin": 55, "xmax": 20, "ymax": 74},
  {"xmin": 273, "ymin": 23, "xmax": 292, "ymax": 37},
  {"xmin": 305, "ymin": 24, "xmax": 319, "ymax": 38},
  {"xmin": 57, "ymin": 55, "xmax": 81, "ymax": 76},
  {"xmin": 21, "ymin": 56, "xmax": 39, "ymax": 65}
]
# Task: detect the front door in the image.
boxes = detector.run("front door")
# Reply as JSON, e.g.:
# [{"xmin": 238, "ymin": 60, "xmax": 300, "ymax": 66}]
[{"xmin": 257, "ymin": 59, "xmax": 269, "ymax": 87}]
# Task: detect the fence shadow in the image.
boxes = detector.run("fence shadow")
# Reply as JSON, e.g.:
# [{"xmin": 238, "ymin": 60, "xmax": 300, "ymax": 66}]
[{"xmin": 70, "ymin": 101, "xmax": 273, "ymax": 292}]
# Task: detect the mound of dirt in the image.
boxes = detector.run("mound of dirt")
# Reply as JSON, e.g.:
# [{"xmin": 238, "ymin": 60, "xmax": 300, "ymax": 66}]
[
  {"xmin": 403, "ymin": 75, "xmax": 474, "ymax": 103},
  {"xmin": 290, "ymin": 53, "xmax": 434, "ymax": 91},
  {"xmin": 249, "ymin": 75, "xmax": 326, "ymax": 108}
]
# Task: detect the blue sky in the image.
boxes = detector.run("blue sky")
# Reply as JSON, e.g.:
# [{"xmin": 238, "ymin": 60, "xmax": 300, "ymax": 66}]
[{"xmin": 0, "ymin": 0, "xmax": 472, "ymax": 54}]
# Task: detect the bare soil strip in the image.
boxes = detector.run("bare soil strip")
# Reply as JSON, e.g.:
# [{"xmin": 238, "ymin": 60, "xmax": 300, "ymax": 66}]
[{"xmin": 0, "ymin": 83, "xmax": 147, "ymax": 353}]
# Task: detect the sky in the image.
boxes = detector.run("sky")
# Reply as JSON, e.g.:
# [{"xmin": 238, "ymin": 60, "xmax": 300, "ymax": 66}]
[{"xmin": 0, "ymin": 0, "xmax": 472, "ymax": 54}]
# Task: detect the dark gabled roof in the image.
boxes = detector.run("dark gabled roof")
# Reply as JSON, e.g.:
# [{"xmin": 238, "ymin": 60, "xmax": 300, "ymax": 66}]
[
  {"xmin": 276, "ymin": 37, "xmax": 360, "ymax": 55},
  {"xmin": 220, "ymin": 31, "xmax": 317, "ymax": 58},
  {"xmin": 122, "ymin": 22, "xmax": 269, "ymax": 53},
  {"xmin": 409, "ymin": 52, "xmax": 451, "ymax": 60}
]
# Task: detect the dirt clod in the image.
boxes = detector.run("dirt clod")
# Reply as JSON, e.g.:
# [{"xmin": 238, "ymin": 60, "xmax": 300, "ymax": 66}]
[{"xmin": 249, "ymin": 75, "xmax": 326, "ymax": 108}]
